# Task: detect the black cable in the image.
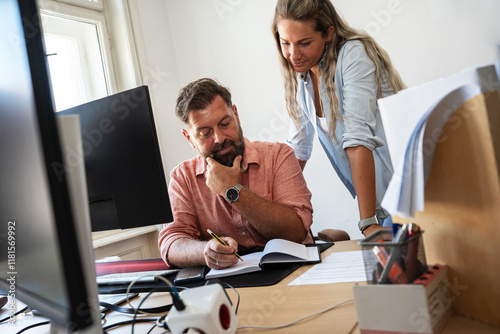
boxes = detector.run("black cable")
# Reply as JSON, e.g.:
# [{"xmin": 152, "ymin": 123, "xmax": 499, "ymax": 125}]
[
  {"xmin": 98, "ymin": 301, "xmax": 172, "ymax": 315},
  {"xmin": 155, "ymin": 276, "xmax": 185, "ymax": 311},
  {"xmin": 100, "ymin": 275, "xmax": 188, "ymax": 333},
  {"xmin": 101, "ymin": 275, "xmax": 183, "ymax": 333},
  {"xmin": 102, "ymin": 318, "xmax": 158, "ymax": 331},
  {"xmin": 171, "ymin": 294, "xmax": 185, "ymax": 311},
  {"xmin": 15, "ymin": 321, "xmax": 50, "ymax": 334},
  {"xmin": 131, "ymin": 289, "xmax": 157, "ymax": 334},
  {"xmin": 100, "ymin": 292, "xmax": 139, "ymax": 317},
  {"xmin": 0, "ymin": 305, "xmax": 30, "ymax": 324},
  {"xmin": 126, "ymin": 274, "xmax": 187, "ymax": 333},
  {"xmin": 155, "ymin": 314, "xmax": 168, "ymax": 331},
  {"xmin": 146, "ymin": 322, "xmax": 159, "ymax": 334},
  {"xmin": 124, "ymin": 274, "xmax": 184, "ymax": 315}
]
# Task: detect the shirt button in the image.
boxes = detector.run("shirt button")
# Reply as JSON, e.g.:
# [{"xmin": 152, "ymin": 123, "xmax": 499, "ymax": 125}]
[{"xmin": 242, "ymin": 232, "xmax": 247, "ymax": 236}]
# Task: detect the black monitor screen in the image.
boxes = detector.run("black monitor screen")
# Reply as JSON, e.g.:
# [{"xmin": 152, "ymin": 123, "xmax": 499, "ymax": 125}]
[
  {"xmin": 59, "ymin": 86, "xmax": 173, "ymax": 231},
  {"xmin": 0, "ymin": 0, "xmax": 95, "ymax": 330}
]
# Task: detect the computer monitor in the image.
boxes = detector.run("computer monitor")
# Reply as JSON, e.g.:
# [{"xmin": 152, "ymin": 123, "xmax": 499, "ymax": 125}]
[
  {"xmin": 59, "ymin": 86, "xmax": 174, "ymax": 232},
  {"xmin": 0, "ymin": 0, "xmax": 100, "ymax": 332}
]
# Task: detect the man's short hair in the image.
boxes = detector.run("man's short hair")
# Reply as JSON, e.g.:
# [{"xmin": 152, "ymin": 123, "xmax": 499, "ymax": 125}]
[{"xmin": 175, "ymin": 78, "xmax": 233, "ymax": 124}]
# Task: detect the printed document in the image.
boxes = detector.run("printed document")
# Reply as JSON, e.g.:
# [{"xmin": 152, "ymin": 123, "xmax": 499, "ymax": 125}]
[{"xmin": 288, "ymin": 250, "xmax": 366, "ymax": 285}]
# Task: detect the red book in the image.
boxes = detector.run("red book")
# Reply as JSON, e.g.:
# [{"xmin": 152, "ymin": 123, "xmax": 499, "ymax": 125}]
[{"xmin": 95, "ymin": 258, "xmax": 172, "ymax": 277}]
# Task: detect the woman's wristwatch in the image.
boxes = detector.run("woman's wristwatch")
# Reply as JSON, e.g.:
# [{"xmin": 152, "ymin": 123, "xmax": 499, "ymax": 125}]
[{"xmin": 358, "ymin": 215, "xmax": 380, "ymax": 233}]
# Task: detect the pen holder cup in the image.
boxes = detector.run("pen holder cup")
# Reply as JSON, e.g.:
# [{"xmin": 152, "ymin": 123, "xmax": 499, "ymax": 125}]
[{"xmin": 359, "ymin": 229, "xmax": 427, "ymax": 284}]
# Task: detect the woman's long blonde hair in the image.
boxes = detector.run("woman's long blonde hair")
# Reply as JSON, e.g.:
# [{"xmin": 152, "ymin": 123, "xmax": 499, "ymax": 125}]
[{"xmin": 272, "ymin": 0, "xmax": 406, "ymax": 139}]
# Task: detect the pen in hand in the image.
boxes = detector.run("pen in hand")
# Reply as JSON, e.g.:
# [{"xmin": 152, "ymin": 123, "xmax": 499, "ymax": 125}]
[{"xmin": 207, "ymin": 229, "xmax": 243, "ymax": 261}]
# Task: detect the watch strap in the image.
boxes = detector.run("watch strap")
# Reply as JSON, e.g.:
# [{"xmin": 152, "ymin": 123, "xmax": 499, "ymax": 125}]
[
  {"xmin": 358, "ymin": 215, "xmax": 379, "ymax": 232},
  {"xmin": 233, "ymin": 183, "xmax": 243, "ymax": 193},
  {"xmin": 225, "ymin": 183, "xmax": 243, "ymax": 203}
]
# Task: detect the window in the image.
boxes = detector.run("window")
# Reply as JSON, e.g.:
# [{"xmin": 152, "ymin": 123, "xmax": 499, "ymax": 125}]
[
  {"xmin": 39, "ymin": 0, "xmax": 138, "ymax": 110},
  {"xmin": 42, "ymin": 13, "xmax": 109, "ymax": 110}
]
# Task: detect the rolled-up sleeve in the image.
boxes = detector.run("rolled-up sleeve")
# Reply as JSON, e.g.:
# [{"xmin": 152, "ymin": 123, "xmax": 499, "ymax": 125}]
[
  {"xmin": 286, "ymin": 117, "xmax": 315, "ymax": 161},
  {"xmin": 286, "ymin": 82, "xmax": 316, "ymax": 161},
  {"xmin": 158, "ymin": 166, "xmax": 201, "ymax": 266},
  {"xmin": 340, "ymin": 41, "xmax": 385, "ymax": 151}
]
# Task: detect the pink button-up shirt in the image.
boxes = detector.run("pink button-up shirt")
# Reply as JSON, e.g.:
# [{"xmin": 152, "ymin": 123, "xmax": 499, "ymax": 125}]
[{"xmin": 158, "ymin": 138, "xmax": 314, "ymax": 266}]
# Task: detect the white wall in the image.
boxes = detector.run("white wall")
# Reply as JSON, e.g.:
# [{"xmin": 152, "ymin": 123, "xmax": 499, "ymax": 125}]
[{"xmin": 132, "ymin": 0, "xmax": 500, "ymax": 239}]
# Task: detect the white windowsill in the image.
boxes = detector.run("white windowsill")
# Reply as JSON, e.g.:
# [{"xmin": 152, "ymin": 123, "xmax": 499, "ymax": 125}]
[{"xmin": 92, "ymin": 225, "xmax": 158, "ymax": 249}]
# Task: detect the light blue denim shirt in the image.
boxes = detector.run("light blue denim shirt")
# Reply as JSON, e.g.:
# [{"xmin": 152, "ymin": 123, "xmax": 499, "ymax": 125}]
[{"xmin": 286, "ymin": 40, "xmax": 394, "ymax": 221}]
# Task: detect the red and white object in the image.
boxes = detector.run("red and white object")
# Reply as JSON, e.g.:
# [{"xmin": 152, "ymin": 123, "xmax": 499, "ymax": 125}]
[
  {"xmin": 353, "ymin": 264, "xmax": 452, "ymax": 334},
  {"xmin": 166, "ymin": 284, "xmax": 238, "ymax": 334}
]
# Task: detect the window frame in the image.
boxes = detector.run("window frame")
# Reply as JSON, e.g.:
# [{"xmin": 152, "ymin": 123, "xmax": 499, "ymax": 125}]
[
  {"xmin": 38, "ymin": 0, "xmax": 144, "ymax": 97},
  {"xmin": 38, "ymin": 0, "xmax": 117, "ymax": 96},
  {"xmin": 49, "ymin": 0, "xmax": 103, "ymax": 12}
]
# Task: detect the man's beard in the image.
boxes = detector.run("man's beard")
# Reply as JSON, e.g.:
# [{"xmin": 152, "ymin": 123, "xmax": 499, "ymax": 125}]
[{"xmin": 208, "ymin": 129, "xmax": 245, "ymax": 167}]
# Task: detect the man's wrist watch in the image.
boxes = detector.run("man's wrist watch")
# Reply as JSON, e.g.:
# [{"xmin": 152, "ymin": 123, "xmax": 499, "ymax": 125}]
[
  {"xmin": 225, "ymin": 184, "xmax": 243, "ymax": 204},
  {"xmin": 358, "ymin": 215, "xmax": 379, "ymax": 233}
]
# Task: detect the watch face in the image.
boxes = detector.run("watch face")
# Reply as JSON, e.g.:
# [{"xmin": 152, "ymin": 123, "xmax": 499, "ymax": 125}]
[{"xmin": 226, "ymin": 188, "xmax": 239, "ymax": 202}]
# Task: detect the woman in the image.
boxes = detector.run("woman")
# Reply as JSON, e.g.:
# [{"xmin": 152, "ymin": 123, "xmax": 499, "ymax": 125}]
[{"xmin": 272, "ymin": 0, "xmax": 406, "ymax": 236}]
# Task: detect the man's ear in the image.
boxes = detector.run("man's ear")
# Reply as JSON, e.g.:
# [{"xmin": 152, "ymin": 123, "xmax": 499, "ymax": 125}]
[
  {"xmin": 233, "ymin": 104, "xmax": 239, "ymax": 119},
  {"xmin": 182, "ymin": 128, "xmax": 196, "ymax": 149}
]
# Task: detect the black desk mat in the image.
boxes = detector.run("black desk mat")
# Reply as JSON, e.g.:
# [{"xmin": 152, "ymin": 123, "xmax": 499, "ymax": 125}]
[{"xmin": 98, "ymin": 242, "xmax": 334, "ymax": 294}]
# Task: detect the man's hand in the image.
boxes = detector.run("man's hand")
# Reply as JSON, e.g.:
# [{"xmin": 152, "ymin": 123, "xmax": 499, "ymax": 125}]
[
  {"xmin": 206, "ymin": 155, "xmax": 243, "ymax": 197},
  {"xmin": 203, "ymin": 236, "xmax": 240, "ymax": 269}
]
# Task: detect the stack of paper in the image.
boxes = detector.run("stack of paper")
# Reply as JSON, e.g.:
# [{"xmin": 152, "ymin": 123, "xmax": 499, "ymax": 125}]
[{"xmin": 378, "ymin": 63, "xmax": 500, "ymax": 218}]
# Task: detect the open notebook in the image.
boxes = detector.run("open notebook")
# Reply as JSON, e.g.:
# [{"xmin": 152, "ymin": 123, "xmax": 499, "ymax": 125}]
[{"xmin": 206, "ymin": 239, "xmax": 321, "ymax": 279}]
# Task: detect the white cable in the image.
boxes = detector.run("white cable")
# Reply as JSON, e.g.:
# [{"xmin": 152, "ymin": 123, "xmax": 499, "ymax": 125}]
[{"xmin": 237, "ymin": 298, "xmax": 354, "ymax": 330}]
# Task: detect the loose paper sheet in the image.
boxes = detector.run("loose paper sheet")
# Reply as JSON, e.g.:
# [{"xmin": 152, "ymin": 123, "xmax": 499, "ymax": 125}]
[
  {"xmin": 288, "ymin": 250, "xmax": 366, "ymax": 285},
  {"xmin": 378, "ymin": 63, "xmax": 500, "ymax": 218}
]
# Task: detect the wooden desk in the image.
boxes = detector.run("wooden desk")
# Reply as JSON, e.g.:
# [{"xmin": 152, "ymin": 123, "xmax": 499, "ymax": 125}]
[
  {"xmin": 229, "ymin": 240, "xmax": 500, "ymax": 334},
  {"xmin": 232, "ymin": 239, "xmax": 360, "ymax": 333},
  {"xmin": 2, "ymin": 240, "xmax": 499, "ymax": 333},
  {"xmin": 103, "ymin": 240, "xmax": 500, "ymax": 333}
]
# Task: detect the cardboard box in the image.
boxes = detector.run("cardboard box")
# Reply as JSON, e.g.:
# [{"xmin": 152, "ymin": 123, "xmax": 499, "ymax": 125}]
[{"xmin": 353, "ymin": 264, "xmax": 452, "ymax": 334}]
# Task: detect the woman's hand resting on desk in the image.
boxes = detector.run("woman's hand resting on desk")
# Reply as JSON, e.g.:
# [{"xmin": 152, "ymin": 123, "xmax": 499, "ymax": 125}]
[
  {"xmin": 362, "ymin": 224, "xmax": 390, "ymax": 237},
  {"xmin": 204, "ymin": 236, "xmax": 239, "ymax": 269}
]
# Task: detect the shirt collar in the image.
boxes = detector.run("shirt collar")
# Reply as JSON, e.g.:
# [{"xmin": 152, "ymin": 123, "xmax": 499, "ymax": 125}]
[{"xmin": 195, "ymin": 137, "xmax": 258, "ymax": 176}]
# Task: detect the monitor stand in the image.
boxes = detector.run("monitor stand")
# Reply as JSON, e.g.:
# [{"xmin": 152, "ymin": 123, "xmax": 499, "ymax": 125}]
[{"xmin": 89, "ymin": 198, "xmax": 121, "ymax": 232}]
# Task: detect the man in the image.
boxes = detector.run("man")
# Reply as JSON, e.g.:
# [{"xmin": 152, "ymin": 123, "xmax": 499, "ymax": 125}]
[{"xmin": 158, "ymin": 78, "xmax": 313, "ymax": 269}]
